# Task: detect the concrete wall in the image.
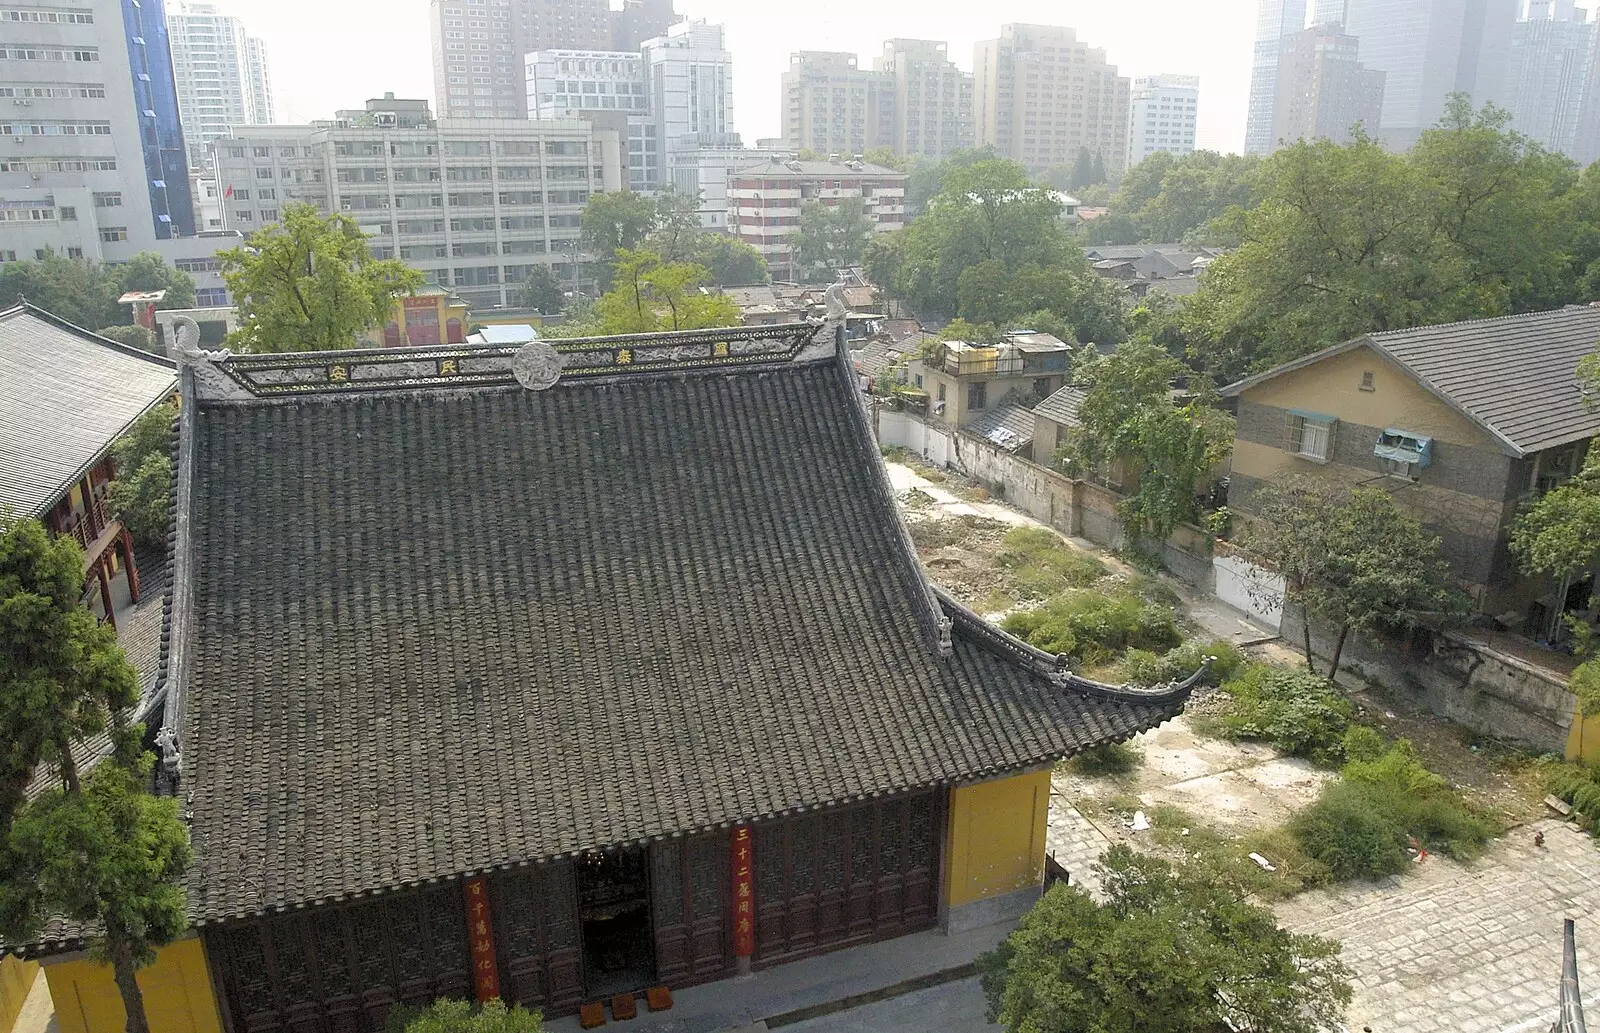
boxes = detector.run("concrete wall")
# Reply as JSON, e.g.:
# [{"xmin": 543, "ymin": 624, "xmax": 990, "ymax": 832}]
[
  {"xmin": 879, "ymin": 408, "xmax": 1215, "ymax": 587},
  {"xmin": 1214, "ymin": 545, "xmax": 1285, "ymax": 632},
  {"xmin": 0, "ymin": 956, "xmax": 40, "ymax": 1033},
  {"xmin": 1283, "ymin": 604, "xmax": 1577, "ymax": 754},
  {"xmin": 44, "ymin": 937, "xmax": 223, "ymax": 1033},
  {"xmin": 944, "ymin": 769, "xmax": 1050, "ymax": 933}
]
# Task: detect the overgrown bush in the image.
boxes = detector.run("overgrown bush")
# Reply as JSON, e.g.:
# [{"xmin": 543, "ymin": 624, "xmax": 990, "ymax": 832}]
[
  {"xmin": 1117, "ymin": 639, "xmax": 1245, "ymax": 687},
  {"xmin": 994, "ymin": 527, "xmax": 1106, "ymax": 600},
  {"xmin": 1546, "ymin": 760, "xmax": 1600, "ymax": 833},
  {"xmin": 1066, "ymin": 740, "xmax": 1141, "ymax": 777},
  {"xmin": 1001, "ymin": 589, "xmax": 1181, "ymax": 665},
  {"xmin": 385, "ymin": 998, "xmax": 543, "ymax": 1033},
  {"xmin": 1289, "ymin": 741, "xmax": 1499, "ymax": 880},
  {"xmin": 1211, "ymin": 664, "xmax": 1353, "ymax": 765}
]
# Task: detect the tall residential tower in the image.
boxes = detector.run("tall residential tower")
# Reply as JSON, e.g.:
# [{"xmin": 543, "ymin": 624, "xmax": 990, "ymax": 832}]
[
  {"xmin": 1504, "ymin": 0, "xmax": 1594, "ymax": 157},
  {"xmin": 1271, "ymin": 27, "xmax": 1386, "ymax": 146},
  {"xmin": 874, "ymin": 39, "xmax": 974, "ymax": 160},
  {"xmin": 973, "ymin": 24, "xmax": 1130, "ymax": 175},
  {"xmin": 1127, "ymin": 74, "xmax": 1200, "ymax": 165},
  {"xmin": 1246, "ymin": 0, "xmax": 1309, "ymax": 154},
  {"xmin": 167, "ymin": 1, "xmax": 275, "ymax": 171}
]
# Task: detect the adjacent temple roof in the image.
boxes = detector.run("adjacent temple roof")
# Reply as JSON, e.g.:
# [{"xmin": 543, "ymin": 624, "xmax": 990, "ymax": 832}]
[
  {"xmin": 149, "ymin": 322, "xmax": 1195, "ymax": 929},
  {"xmin": 0, "ymin": 304, "xmax": 176, "ymax": 517},
  {"xmin": 1221, "ymin": 305, "xmax": 1600, "ymax": 458},
  {"xmin": 1035, "ymin": 385, "xmax": 1088, "ymax": 429}
]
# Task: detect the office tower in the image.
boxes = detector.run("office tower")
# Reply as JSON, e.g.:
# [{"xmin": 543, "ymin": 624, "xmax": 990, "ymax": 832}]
[
  {"xmin": 527, "ymin": 49, "xmax": 657, "ymax": 189},
  {"xmin": 1246, "ymin": 0, "xmax": 1310, "ymax": 154},
  {"xmin": 641, "ymin": 21, "xmax": 734, "ymax": 150},
  {"xmin": 612, "ymin": 0, "xmax": 677, "ymax": 51},
  {"xmin": 429, "ymin": 0, "xmax": 524, "ymax": 120},
  {"xmin": 874, "ymin": 39, "xmax": 974, "ymax": 159},
  {"xmin": 1311, "ymin": 0, "xmax": 1349, "ymax": 24},
  {"xmin": 973, "ymin": 24, "xmax": 1131, "ymax": 175},
  {"xmin": 780, "ymin": 52, "xmax": 893, "ymax": 156},
  {"xmin": 1343, "ymin": 0, "xmax": 1518, "ymax": 150},
  {"xmin": 1271, "ymin": 27, "xmax": 1386, "ymax": 146},
  {"xmin": 520, "ymin": 0, "xmax": 609, "ymax": 51},
  {"xmin": 211, "ymin": 94, "xmax": 625, "ymax": 309},
  {"xmin": 168, "ymin": 2, "xmax": 275, "ymax": 171},
  {"xmin": 1504, "ymin": 1, "xmax": 1593, "ymax": 156},
  {"xmin": 0, "ymin": 0, "xmax": 196, "ymax": 264},
  {"xmin": 1127, "ymin": 74, "xmax": 1200, "ymax": 165}
]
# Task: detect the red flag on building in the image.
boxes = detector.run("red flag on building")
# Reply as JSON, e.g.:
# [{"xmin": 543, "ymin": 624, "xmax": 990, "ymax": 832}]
[{"xmin": 224, "ymin": 184, "xmax": 234, "ymax": 199}]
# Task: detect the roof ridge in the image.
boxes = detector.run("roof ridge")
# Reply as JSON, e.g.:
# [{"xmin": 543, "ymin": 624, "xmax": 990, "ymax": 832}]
[{"xmin": 1368, "ymin": 304, "xmax": 1597, "ymax": 338}]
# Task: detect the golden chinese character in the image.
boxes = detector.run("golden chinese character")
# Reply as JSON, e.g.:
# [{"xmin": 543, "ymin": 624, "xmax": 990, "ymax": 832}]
[
  {"xmin": 713, "ymin": 341, "xmax": 730, "ymax": 358},
  {"xmin": 735, "ymin": 865, "xmax": 750, "ymax": 879},
  {"xmin": 616, "ymin": 348, "xmax": 633, "ymax": 365},
  {"xmin": 473, "ymin": 901, "xmax": 486, "ymax": 916},
  {"xmin": 737, "ymin": 918, "xmax": 751, "ymax": 934},
  {"xmin": 329, "ymin": 364, "xmax": 348, "ymax": 383},
  {"xmin": 737, "ymin": 900, "xmax": 751, "ymax": 915},
  {"xmin": 738, "ymin": 883, "xmax": 752, "ymax": 899},
  {"xmin": 440, "ymin": 358, "xmax": 459, "ymax": 376},
  {"xmin": 476, "ymin": 919, "xmax": 489, "ymax": 936},
  {"xmin": 468, "ymin": 882, "xmax": 482, "ymax": 896}
]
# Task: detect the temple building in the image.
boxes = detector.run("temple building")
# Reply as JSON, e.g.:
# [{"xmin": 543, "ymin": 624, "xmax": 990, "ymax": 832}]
[
  {"xmin": 0, "ymin": 305, "xmax": 176, "ymax": 631},
  {"xmin": 8, "ymin": 319, "xmax": 1196, "ymax": 1031}
]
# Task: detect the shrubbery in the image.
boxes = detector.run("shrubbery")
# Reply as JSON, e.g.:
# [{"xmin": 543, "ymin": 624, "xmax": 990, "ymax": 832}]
[
  {"xmin": 1547, "ymin": 761, "xmax": 1600, "ymax": 833},
  {"xmin": 1209, "ymin": 664, "xmax": 1354, "ymax": 765},
  {"xmin": 994, "ymin": 527, "xmax": 1107, "ymax": 599},
  {"xmin": 1066, "ymin": 741, "xmax": 1142, "ymax": 777},
  {"xmin": 1289, "ymin": 741, "xmax": 1499, "ymax": 880},
  {"xmin": 1118, "ymin": 639, "xmax": 1245, "ymax": 687},
  {"xmin": 1001, "ymin": 589, "xmax": 1181, "ymax": 665}
]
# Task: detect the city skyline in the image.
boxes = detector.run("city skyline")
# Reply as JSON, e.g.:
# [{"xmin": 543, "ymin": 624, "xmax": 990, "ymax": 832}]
[{"xmin": 196, "ymin": 0, "xmax": 1250, "ymax": 152}]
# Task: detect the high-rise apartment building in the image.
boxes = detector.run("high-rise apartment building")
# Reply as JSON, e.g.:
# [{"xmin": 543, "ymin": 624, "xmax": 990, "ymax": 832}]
[
  {"xmin": 1246, "ymin": 0, "xmax": 1309, "ymax": 154},
  {"xmin": 1127, "ymin": 74, "xmax": 1200, "ymax": 165},
  {"xmin": 780, "ymin": 51, "xmax": 895, "ymax": 157},
  {"xmin": 0, "ymin": 0, "xmax": 197, "ymax": 263},
  {"xmin": 168, "ymin": 1, "xmax": 275, "ymax": 172},
  {"xmin": 641, "ymin": 20, "xmax": 734, "ymax": 150},
  {"xmin": 1271, "ymin": 27, "xmax": 1386, "ymax": 147},
  {"xmin": 211, "ymin": 95, "xmax": 624, "ymax": 310},
  {"xmin": 729, "ymin": 157, "xmax": 906, "ymax": 279},
  {"xmin": 874, "ymin": 39, "xmax": 974, "ymax": 159},
  {"xmin": 429, "ymin": 0, "xmax": 525, "ymax": 120},
  {"xmin": 521, "ymin": 0, "xmax": 610, "ymax": 52},
  {"xmin": 1342, "ymin": 0, "xmax": 1517, "ymax": 150},
  {"xmin": 1504, "ymin": 0, "xmax": 1593, "ymax": 157},
  {"xmin": 526, "ymin": 49, "xmax": 656, "ymax": 189},
  {"xmin": 973, "ymin": 24, "xmax": 1131, "ymax": 175}
]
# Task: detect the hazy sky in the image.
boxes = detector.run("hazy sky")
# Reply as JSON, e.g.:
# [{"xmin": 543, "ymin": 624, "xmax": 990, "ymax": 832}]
[{"xmin": 222, "ymin": 0, "xmax": 1258, "ymax": 154}]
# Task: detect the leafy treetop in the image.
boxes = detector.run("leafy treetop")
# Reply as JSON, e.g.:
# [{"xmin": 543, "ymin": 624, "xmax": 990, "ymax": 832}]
[{"xmin": 386, "ymin": 998, "xmax": 544, "ymax": 1033}]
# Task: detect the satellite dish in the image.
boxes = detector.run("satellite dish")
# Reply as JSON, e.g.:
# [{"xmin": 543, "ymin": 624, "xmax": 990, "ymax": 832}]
[{"xmin": 512, "ymin": 340, "xmax": 562, "ymax": 391}]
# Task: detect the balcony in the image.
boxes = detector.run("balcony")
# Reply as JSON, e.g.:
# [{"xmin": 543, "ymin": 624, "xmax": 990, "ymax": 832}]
[{"xmin": 60, "ymin": 491, "xmax": 115, "ymax": 558}]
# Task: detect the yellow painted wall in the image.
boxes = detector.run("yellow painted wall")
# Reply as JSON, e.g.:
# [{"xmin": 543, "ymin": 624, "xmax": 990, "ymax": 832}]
[
  {"xmin": 1242, "ymin": 345, "xmax": 1498, "ymax": 451},
  {"xmin": 45, "ymin": 937, "xmax": 222, "ymax": 1033},
  {"xmin": 1567, "ymin": 704, "xmax": 1600, "ymax": 762},
  {"xmin": 944, "ymin": 769, "xmax": 1052, "ymax": 908},
  {"xmin": 1, "ymin": 956, "xmax": 41, "ymax": 1033}
]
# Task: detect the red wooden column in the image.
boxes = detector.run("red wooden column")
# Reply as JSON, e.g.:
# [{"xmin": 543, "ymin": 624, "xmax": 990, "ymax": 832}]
[
  {"xmin": 120, "ymin": 527, "xmax": 141, "ymax": 603},
  {"xmin": 732, "ymin": 825, "xmax": 754, "ymax": 975},
  {"xmin": 95, "ymin": 557, "xmax": 116, "ymax": 633},
  {"xmin": 465, "ymin": 877, "xmax": 502, "ymax": 1002}
]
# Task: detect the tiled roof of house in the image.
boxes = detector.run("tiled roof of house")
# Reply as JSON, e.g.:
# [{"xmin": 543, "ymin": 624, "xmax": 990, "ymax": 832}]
[
  {"xmin": 851, "ymin": 337, "xmax": 912, "ymax": 379},
  {"xmin": 1222, "ymin": 305, "xmax": 1600, "ymax": 457},
  {"xmin": 150, "ymin": 325, "xmax": 1194, "ymax": 928},
  {"xmin": 967, "ymin": 403, "xmax": 1036, "ymax": 452},
  {"xmin": 0, "ymin": 305, "xmax": 176, "ymax": 516},
  {"xmin": 1035, "ymin": 385, "xmax": 1088, "ymax": 428}
]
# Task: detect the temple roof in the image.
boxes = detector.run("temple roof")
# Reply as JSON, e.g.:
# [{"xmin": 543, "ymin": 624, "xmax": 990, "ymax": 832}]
[
  {"xmin": 0, "ymin": 304, "xmax": 176, "ymax": 517},
  {"xmin": 153, "ymin": 323, "xmax": 1194, "ymax": 928}
]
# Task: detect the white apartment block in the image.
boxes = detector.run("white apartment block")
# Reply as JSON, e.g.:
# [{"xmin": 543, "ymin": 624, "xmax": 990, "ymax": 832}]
[
  {"xmin": 780, "ymin": 51, "xmax": 894, "ymax": 157},
  {"xmin": 974, "ymin": 24, "xmax": 1131, "ymax": 175},
  {"xmin": 666, "ymin": 133, "xmax": 785, "ymax": 230},
  {"xmin": 0, "ymin": 0, "xmax": 203, "ymax": 265},
  {"xmin": 874, "ymin": 39, "xmax": 974, "ymax": 160},
  {"xmin": 167, "ymin": 1, "xmax": 273, "ymax": 172},
  {"xmin": 1127, "ymin": 74, "xmax": 1199, "ymax": 165},
  {"xmin": 729, "ymin": 157, "xmax": 906, "ymax": 280},
  {"xmin": 526, "ymin": 48, "xmax": 656, "ymax": 189},
  {"xmin": 429, "ymin": 0, "xmax": 524, "ymax": 121},
  {"xmin": 210, "ymin": 98, "xmax": 624, "ymax": 310},
  {"xmin": 642, "ymin": 20, "xmax": 733, "ymax": 151}
]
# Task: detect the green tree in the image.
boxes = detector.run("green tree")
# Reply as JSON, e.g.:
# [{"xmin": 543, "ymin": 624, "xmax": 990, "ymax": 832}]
[
  {"xmin": 1238, "ymin": 476, "xmax": 1470, "ymax": 678},
  {"xmin": 107, "ymin": 402, "xmax": 178, "ymax": 557},
  {"xmin": 2, "ymin": 756, "xmax": 190, "ymax": 1033},
  {"xmin": 386, "ymin": 998, "xmax": 544, "ymax": 1033},
  {"xmin": 648, "ymin": 190, "xmax": 704, "ymax": 264},
  {"xmin": 0, "ymin": 251, "xmax": 195, "ymax": 330},
  {"xmin": 679, "ymin": 233, "xmax": 768, "ymax": 286},
  {"xmin": 789, "ymin": 197, "xmax": 875, "ymax": 282},
  {"xmin": 219, "ymin": 204, "xmax": 423, "ymax": 353},
  {"xmin": 591, "ymin": 249, "xmax": 739, "ymax": 334},
  {"xmin": 1071, "ymin": 341, "xmax": 1235, "ymax": 540},
  {"xmin": 112, "ymin": 252, "xmax": 197, "ymax": 313},
  {"xmin": 580, "ymin": 190, "xmax": 659, "ymax": 277},
  {"xmin": 1510, "ymin": 451, "xmax": 1600, "ymax": 585},
  {"xmin": 95, "ymin": 325, "xmax": 159, "ymax": 354},
  {"xmin": 978, "ymin": 846, "xmax": 1352, "ymax": 1033},
  {"xmin": 0, "ymin": 518, "xmax": 140, "ymax": 825},
  {"xmin": 517, "ymin": 266, "xmax": 566, "ymax": 314}
]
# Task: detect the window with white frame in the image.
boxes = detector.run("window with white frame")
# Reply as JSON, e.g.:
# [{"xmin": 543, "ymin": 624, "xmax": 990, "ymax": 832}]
[{"xmin": 1288, "ymin": 413, "xmax": 1336, "ymax": 462}]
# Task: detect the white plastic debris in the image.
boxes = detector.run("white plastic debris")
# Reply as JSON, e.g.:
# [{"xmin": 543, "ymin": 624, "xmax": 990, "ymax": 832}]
[
  {"xmin": 1131, "ymin": 810, "xmax": 1151, "ymax": 832},
  {"xmin": 1249, "ymin": 852, "xmax": 1277, "ymax": 872}
]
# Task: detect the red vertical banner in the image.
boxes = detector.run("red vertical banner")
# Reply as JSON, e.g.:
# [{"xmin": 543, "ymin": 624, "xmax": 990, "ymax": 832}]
[
  {"xmin": 464, "ymin": 877, "xmax": 501, "ymax": 1002},
  {"xmin": 732, "ymin": 825, "xmax": 755, "ymax": 958}
]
